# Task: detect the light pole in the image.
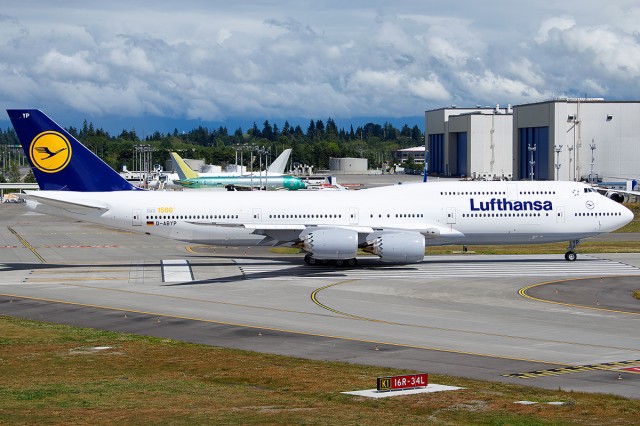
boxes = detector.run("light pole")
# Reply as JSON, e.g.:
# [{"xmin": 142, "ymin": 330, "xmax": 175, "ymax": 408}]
[
  {"xmin": 554, "ymin": 145, "xmax": 563, "ymax": 181},
  {"xmin": 589, "ymin": 139, "xmax": 596, "ymax": 184},
  {"xmin": 528, "ymin": 142, "xmax": 536, "ymax": 181},
  {"xmin": 567, "ymin": 145, "xmax": 574, "ymax": 181}
]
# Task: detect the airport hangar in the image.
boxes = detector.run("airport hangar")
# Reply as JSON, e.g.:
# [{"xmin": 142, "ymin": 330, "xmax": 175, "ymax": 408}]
[{"xmin": 425, "ymin": 98, "xmax": 640, "ymax": 183}]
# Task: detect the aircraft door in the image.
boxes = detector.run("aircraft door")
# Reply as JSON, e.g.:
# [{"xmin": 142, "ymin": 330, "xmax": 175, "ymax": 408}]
[
  {"xmin": 252, "ymin": 208, "xmax": 262, "ymax": 222},
  {"xmin": 132, "ymin": 209, "xmax": 142, "ymax": 226},
  {"xmin": 349, "ymin": 207, "xmax": 359, "ymax": 225},
  {"xmin": 556, "ymin": 206, "xmax": 565, "ymax": 223},
  {"xmin": 507, "ymin": 183, "xmax": 518, "ymax": 200},
  {"xmin": 446, "ymin": 207, "xmax": 456, "ymax": 224}
]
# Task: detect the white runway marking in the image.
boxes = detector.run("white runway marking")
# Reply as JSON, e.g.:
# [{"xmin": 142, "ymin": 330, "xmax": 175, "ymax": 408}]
[
  {"xmin": 237, "ymin": 255, "xmax": 640, "ymax": 280},
  {"xmin": 162, "ymin": 259, "xmax": 194, "ymax": 282}
]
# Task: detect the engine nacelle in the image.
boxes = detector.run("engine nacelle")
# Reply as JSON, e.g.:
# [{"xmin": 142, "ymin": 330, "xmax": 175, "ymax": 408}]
[
  {"xmin": 365, "ymin": 231, "xmax": 425, "ymax": 263},
  {"xmin": 300, "ymin": 228, "xmax": 358, "ymax": 260},
  {"xmin": 607, "ymin": 191, "xmax": 625, "ymax": 203}
]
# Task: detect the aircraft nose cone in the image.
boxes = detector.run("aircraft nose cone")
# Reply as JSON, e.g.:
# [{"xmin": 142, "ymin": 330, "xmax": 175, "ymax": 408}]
[{"xmin": 622, "ymin": 205, "xmax": 635, "ymax": 225}]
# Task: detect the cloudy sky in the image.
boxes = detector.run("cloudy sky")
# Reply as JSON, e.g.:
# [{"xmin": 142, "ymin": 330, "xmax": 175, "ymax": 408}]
[{"xmin": 1, "ymin": 1, "xmax": 639, "ymax": 134}]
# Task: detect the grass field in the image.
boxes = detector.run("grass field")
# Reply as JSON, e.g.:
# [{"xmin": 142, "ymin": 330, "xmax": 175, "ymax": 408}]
[{"xmin": 1, "ymin": 316, "xmax": 638, "ymax": 425}]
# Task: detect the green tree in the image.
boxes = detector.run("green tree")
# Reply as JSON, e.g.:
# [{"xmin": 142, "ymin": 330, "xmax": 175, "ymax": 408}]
[
  {"xmin": 8, "ymin": 163, "xmax": 20, "ymax": 182},
  {"xmin": 23, "ymin": 170, "xmax": 36, "ymax": 183}
]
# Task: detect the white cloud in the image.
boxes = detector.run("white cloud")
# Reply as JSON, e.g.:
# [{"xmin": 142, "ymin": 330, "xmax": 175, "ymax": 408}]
[
  {"xmin": 1, "ymin": 1, "xmax": 640, "ymax": 127},
  {"xmin": 535, "ymin": 16, "xmax": 576, "ymax": 43},
  {"xmin": 35, "ymin": 50, "xmax": 109, "ymax": 81}
]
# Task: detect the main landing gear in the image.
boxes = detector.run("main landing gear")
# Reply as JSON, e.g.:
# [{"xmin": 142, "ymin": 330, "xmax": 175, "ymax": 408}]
[
  {"xmin": 565, "ymin": 239, "xmax": 580, "ymax": 261},
  {"xmin": 304, "ymin": 253, "xmax": 357, "ymax": 267}
]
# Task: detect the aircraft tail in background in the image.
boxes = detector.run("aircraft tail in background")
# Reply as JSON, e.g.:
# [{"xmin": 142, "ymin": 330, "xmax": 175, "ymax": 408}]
[
  {"xmin": 267, "ymin": 148, "xmax": 292, "ymax": 174},
  {"xmin": 7, "ymin": 109, "xmax": 139, "ymax": 191},
  {"xmin": 170, "ymin": 152, "xmax": 199, "ymax": 180}
]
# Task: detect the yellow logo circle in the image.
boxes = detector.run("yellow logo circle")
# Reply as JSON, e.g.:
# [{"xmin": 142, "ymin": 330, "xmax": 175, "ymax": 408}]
[{"xmin": 29, "ymin": 131, "xmax": 72, "ymax": 173}]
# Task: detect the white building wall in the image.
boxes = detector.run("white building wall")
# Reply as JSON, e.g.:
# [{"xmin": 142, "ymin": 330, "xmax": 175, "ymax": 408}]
[
  {"xmin": 514, "ymin": 100, "xmax": 640, "ymax": 181},
  {"xmin": 470, "ymin": 114, "xmax": 513, "ymax": 179},
  {"xmin": 434, "ymin": 110, "xmax": 512, "ymax": 179}
]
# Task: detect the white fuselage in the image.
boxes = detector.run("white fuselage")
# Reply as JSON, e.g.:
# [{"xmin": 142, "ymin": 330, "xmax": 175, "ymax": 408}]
[{"xmin": 25, "ymin": 180, "xmax": 633, "ymax": 248}]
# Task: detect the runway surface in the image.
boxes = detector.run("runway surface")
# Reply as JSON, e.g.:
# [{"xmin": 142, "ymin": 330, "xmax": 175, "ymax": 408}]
[{"xmin": 1, "ymin": 203, "xmax": 639, "ymax": 398}]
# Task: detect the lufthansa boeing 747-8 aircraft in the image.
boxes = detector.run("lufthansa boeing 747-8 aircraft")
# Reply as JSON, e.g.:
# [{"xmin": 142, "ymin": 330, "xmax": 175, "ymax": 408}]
[{"xmin": 7, "ymin": 110, "xmax": 634, "ymax": 266}]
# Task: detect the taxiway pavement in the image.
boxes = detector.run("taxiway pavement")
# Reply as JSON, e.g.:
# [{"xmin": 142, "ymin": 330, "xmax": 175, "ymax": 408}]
[{"xmin": 1, "ymin": 203, "xmax": 639, "ymax": 398}]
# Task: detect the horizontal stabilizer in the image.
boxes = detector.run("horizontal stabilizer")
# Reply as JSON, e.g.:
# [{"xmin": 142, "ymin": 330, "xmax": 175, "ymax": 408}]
[{"xmin": 19, "ymin": 192, "xmax": 109, "ymax": 215}]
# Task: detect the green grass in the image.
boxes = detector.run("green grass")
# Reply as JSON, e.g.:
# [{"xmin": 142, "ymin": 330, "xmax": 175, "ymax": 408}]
[
  {"xmin": 1, "ymin": 316, "xmax": 639, "ymax": 425},
  {"xmin": 617, "ymin": 202, "xmax": 640, "ymax": 232}
]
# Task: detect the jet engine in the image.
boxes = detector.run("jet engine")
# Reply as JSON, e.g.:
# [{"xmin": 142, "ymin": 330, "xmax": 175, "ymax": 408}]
[
  {"xmin": 300, "ymin": 228, "xmax": 358, "ymax": 260},
  {"xmin": 606, "ymin": 191, "xmax": 625, "ymax": 203},
  {"xmin": 364, "ymin": 231, "xmax": 426, "ymax": 263}
]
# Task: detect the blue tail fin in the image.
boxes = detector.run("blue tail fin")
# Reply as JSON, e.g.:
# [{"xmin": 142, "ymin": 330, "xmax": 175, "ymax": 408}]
[{"xmin": 7, "ymin": 109, "xmax": 139, "ymax": 191}]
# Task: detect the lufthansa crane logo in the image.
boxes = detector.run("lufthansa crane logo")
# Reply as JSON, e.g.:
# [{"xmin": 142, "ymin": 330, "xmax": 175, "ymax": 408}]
[{"xmin": 29, "ymin": 131, "xmax": 72, "ymax": 173}]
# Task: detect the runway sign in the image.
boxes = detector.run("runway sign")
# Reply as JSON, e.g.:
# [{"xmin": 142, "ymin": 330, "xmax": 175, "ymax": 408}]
[{"xmin": 377, "ymin": 373, "xmax": 428, "ymax": 392}]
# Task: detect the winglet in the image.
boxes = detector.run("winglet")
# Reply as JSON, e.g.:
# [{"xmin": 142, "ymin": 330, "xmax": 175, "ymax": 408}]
[
  {"xmin": 170, "ymin": 152, "xmax": 199, "ymax": 180},
  {"xmin": 7, "ymin": 109, "xmax": 139, "ymax": 191}
]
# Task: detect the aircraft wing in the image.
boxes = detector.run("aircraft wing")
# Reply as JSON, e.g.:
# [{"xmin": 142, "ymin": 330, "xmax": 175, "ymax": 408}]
[
  {"xmin": 185, "ymin": 221, "xmax": 464, "ymax": 240},
  {"xmin": 609, "ymin": 189, "xmax": 640, "ymax": 197},
  {"xmin": 18, "ymin": 192, "xmax": 110, "ymax": 215}
]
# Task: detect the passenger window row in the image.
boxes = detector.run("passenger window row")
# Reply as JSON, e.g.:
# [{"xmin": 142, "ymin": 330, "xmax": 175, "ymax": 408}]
[
  {"xmin": 147, "ymin": 214, "xmax": 238, "ymax": 220},
  {"xmin": 575, "ymin": 212, "xmax": 622, "ymax": 217},
  {"xmin": 369, "ymin": 213, "xmax": 425, "ymax": 218},
  {"xmin": 269, "ymin": 214, "xmax": 342, "ymax": 219},
  {"xmin": 462, "ymin": 213, "xmax": 546, "ymax": 218}
]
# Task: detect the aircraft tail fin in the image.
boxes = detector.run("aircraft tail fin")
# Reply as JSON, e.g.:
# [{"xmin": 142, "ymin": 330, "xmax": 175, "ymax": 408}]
[
  {"xmin": 7, "ymin": 109, "xmax": 139, "ymax": 191},
  {"xmin": 170, "ymin": 152, "xmax": 199, "ymax": 180},
  {"xmin": 267, "ymin": 148, "xmax": 292, "ymax": 174}
]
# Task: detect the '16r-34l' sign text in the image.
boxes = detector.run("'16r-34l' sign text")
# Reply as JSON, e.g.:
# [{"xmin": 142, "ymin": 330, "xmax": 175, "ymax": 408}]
[{"xmin": 377, "ymin": 374, "xmax": 428, "ymax": 392}]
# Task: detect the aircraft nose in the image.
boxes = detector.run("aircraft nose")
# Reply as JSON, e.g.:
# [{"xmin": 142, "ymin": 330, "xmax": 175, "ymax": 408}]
[{"xmin": 621, "ymin": 205, "xmax": 635, "ymax": 225}]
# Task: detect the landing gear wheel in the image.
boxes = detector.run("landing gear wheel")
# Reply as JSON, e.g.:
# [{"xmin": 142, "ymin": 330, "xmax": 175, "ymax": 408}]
[
  {"xmin": 565, "ymin": 251, "xmax": 577, "ymax": 261},
  {"xmin": 347, "ymin": 258, "xmax": 357, "ymax": 267},
  {"xmin": 304, "ymin": 254, "xmax": 317, "ymax": 265}
]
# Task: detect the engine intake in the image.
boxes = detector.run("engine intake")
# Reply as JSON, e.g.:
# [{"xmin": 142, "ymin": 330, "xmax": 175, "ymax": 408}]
[
  {"xmin": 607, "ymin": 192, "xmax": 625, "ymax": 203},
  {"xmin": 365, "ymin": 231, "xmax": 425, "ymax": 263},
  {"xmin": 300, "ymin": 228, "xmax": 358, "ymax": 260}
]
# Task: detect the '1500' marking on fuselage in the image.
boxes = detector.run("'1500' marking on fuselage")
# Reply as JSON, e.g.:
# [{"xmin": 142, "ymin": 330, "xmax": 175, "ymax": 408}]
[{"xmin": 470, "ymin": 198, "xmax": 553, "ymax": 212}]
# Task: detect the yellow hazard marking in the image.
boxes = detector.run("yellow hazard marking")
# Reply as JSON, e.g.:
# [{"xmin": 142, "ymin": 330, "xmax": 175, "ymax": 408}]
[
  {"xmin": 7, "ymin": 226, "xmax": 46, "ymax": 263},
  {"xmin": 504, "ymin": 359, "xmax": 640, "ymax": 378}
]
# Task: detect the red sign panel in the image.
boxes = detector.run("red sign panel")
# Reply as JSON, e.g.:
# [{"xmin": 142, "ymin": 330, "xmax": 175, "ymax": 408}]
[
  {"xmin": 621, "ymin": 367, "xmax": 640, "ymax": 373},
  {"xmin": 377, "ymin": 373, "xmax": 428, "ymax": 391}
]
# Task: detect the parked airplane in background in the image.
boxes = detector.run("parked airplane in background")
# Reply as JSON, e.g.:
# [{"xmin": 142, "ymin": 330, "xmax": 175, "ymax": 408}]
[
  {"xmin": 8, "ymin": 109, "xmax": 634, "ymax": 266},
  {"xmin": 148, "ymin": 148, "xmax": 294, "ymax": 190},
  {"xmin": 170, "ymin": 151, "xmax": 306, "ymax": 190}
]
